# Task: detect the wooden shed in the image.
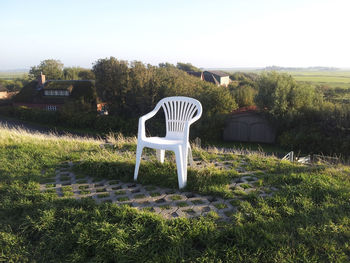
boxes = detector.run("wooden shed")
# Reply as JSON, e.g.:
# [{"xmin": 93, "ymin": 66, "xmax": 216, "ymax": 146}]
[{"xmin": 223, "ymin": 106, "xmax": 276, "ymax": 143}]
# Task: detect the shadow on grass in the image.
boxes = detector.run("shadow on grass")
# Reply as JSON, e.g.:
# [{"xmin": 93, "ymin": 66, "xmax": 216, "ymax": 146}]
[{"xmin": 73, "ymin": 159, "xmax": 240, "ymax": 198}]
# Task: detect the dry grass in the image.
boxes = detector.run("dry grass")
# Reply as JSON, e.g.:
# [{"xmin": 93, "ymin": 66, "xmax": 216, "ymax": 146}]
[{"xmin": 0, "ymin": 123, "xmax": 103, "ymax": 144}]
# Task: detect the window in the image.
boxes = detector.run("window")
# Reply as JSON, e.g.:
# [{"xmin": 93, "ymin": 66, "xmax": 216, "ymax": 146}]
[
  {"xmin": 44, "ymin": 89, "xmax": 69, "ymax": 96},
  {"xmin": 46, "ymin": 105, "xmax": 57, "ymax": 111}
]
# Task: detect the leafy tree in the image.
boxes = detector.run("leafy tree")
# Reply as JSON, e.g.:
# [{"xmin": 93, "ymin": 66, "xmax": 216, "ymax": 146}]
[
  {"xmin": 232, "ymin": 85, "xmax": 257, "ymax": 107},
  {"xmin": 255, "ymin": 71, "xmax": 321, "ymax": 119},
  {"xmin": 78, "ymin": 69, "xmax": 95, "ymax": 80},
  {"xmin": 63, "ymin": 67, "xmax": 95, "ymax": 80},
  {"xmin": 176, "ymin": 62, "xmax": 201, "ymax": 72},
  {"xmin": 158, "ymin": 62, "xmax": 176, "ymax": 69},
  {"xmin": 29, "ymin": 59, "xmax": 64, "ymax": 80},
  {"xmin": 63, "ymin": 67, "xmax": 80, "ymax": 80},
  {"xmin": 92, "ymin": 57, "xmax": 130, "ymax": 115}
]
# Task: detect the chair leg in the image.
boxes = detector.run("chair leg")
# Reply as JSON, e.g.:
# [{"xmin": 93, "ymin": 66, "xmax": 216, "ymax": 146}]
[
  {"xmin": 182, "ymin": 146, "xmax": 188, "ymax": 185},
  {"xmin": 174, "ymin": 146, "xmax": 185, "ymax": 189},
  {"xmin": 134, "ymin": 145, "xmax": 143, "ymax": 181},
  {"xmin": 156, "ymin": 149, "xmax": 165, "ymax": 163}
]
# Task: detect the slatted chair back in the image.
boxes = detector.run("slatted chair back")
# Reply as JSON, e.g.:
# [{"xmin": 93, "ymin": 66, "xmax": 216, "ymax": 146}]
[{"xmin": 158, "ymin": 97, "xmax": 202, "ymax": 139}]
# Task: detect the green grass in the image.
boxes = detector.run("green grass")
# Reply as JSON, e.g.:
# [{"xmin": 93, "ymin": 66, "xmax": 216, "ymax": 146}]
[
  {"xmin": 229, "ymin": 199, "xmax": 240, "ymax": 206},
  {"xmin": 176, "ymin": 201, "xmax": 189, "ymax": 207},
  {"xmin": 288, "ymin": 71, "xmax": 350, "ymax": 88},
  {"xmin": 169, "ymin": 194, "xmax": 183, "ymax": 201},
  {"xmin": 239, "ymin": 183, "xmax": 251, "ymax": 189},
  {"xmin": 191, "ymin": 199, "xmax": 205, "ymax": 205},
  {"xmin": 117, "ymin": 196, "xmax": 129, "ymax": 202},
  {"xmin": 114, "ymin": 190, "xmax": 126, "ymax": 195},
  {"xmin": 214, "ymin": 203, "xmax": 227, "ymax": 209},
  {"xmin": 60, "ymin": 176, "xmax": 71, "ymax": 181},
  {"xmin": 183, "ymin": 208, "xmax": 195, "ymax": 214},
  {"xmin": 150, "ymin": 192, "xmax": 161, "ymax": 197},
  {"xmin": 145, "ymin": 185, "xmax": 157, "ymax": 191},
  {"xmin": 76, "ymin": 179, "xmax": 88, "ymax": 184},
  {"xmin": 159, "ymin": 204, "xmax": 171, "ymax": 210},
  {"xmin": 97, "ymin": 193, "xmax": 110, "ymax": 198},
  {"xmin": 134, "ymin": 194, "xmax": 146, "ymax": 199},
  {"xmin": 1, "ymin": 126, "xmax": 350, "ymax": 262}
]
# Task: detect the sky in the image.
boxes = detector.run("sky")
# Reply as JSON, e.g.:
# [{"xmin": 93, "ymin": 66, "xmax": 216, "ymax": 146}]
[{"xmin": 1, "ymin": 0, "xmax": 350, "ymax": 70}]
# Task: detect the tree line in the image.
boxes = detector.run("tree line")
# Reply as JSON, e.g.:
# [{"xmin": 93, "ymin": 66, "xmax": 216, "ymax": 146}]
[
  {"xmin": 7, "ymin": 58, "xmax": 350, "ymax": 155},
  {"xmin": 228, "ymin": 71, "xmax": 350, "ymax": 156}
]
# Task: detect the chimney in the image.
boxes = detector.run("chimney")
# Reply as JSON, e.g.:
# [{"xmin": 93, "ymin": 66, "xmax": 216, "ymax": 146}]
[{"xmin": 38, "ymin": 72, "xmax": 46, "ymax": 86}]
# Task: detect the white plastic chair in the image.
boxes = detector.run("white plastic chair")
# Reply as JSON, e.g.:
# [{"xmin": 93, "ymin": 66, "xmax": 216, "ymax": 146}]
[{"xmin": 134, "ymin": 96, "xmax": 202, "ymax": 189}]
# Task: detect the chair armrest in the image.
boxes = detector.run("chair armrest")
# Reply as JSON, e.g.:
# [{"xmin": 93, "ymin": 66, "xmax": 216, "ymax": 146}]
[
  {"xmin": 138, "ymin": 105, "xmax": 161, "ymax": 139},
  {"xmin": 189, "ymin": 107, "xmax": 202, "ymax": 125}
]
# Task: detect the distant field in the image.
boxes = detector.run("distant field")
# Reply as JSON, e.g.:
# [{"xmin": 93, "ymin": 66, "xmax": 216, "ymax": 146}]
[
  {"xmin": 288, "ymin": 71, "xmax": 350, "ymax": 88},
  {"xmin": 225, "ymin": 69, "xmax": 350, "ymax": 89},
  {"xmin": 0, "ymin": 71, "xmax": 28, "ymax": 79}
]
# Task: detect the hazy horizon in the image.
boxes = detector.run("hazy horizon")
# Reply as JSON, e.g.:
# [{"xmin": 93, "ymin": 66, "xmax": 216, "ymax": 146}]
[
  {"xmin": 1, "ymin": 0, "xmax": 350, "ymax": 70},
  {"xmin": 2, "ymin": 65, "xmax": 350, "ymax": 73}
]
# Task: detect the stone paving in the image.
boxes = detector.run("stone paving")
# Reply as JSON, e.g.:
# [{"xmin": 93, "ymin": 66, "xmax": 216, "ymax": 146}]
[{"xmin": 40, "ymin": 161, "xmax": 278, "ymax": 221}]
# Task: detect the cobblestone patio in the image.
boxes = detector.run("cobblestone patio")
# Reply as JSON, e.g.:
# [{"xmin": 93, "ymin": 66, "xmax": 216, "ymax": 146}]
[{"xmin": 40, "ymin": 161, "xmax": 278, "ymax": 221}]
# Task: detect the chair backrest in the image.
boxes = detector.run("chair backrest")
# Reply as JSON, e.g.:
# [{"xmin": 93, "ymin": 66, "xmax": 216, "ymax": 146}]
[{"xmin": 157, "ymin": 96, "xmax": 202, "ymax": 139}]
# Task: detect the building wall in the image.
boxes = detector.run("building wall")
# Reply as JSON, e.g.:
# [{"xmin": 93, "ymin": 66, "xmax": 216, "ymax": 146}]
[
  {"xmin": 13, "ymin": 102, "xmax": 61, "ymax": 111},
  {"xmin": 223, "ymin": 112, "xmax": 276, "ymax": 143},
  {"xmin": 0, "ymin": 92, "xmax": 8, "ymax": 99},
  {"xmin": 220, "ymin": 76, "xmax": 230, "ymax": 86}
]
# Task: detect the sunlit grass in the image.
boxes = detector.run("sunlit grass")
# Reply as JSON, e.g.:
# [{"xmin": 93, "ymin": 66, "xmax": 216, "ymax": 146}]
[{"xmin": 0, "ymin": 126, "xmax": 350, "ymax": 262}]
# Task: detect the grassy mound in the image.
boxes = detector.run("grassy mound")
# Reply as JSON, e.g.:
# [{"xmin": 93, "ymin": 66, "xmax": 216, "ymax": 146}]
[{"xmin": 0, "ymin": 126, "xmax": 350, "ymax": 262}]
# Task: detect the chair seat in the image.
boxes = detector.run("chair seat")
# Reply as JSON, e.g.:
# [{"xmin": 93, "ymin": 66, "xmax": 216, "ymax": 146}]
[{"xmin": 143, "ymin": 137, "xmax": 184, "ymax": 148}]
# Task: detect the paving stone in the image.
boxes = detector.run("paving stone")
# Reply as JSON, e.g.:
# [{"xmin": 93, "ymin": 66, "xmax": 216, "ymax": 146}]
[
  {"xmin": 188, "ymin": 197, "xmax": 209, "ymax": 205},
  {"xmin": 40, "ymin": 163, "xmax": 278, "ymax": 221}
]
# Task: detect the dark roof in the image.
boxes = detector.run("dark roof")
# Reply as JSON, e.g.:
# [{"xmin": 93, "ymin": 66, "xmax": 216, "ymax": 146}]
[
  {"xmin": 14, "ymin": 80, "xmax": 96, "ymax": 105},
  {"xmin": 187, "ymin": 71, "xmax": 202, "ymax": 78},
  {"xmin": 204, "ymin": 70, "xmax": 229, "ymax": 77},
  {"xmin": 43, "ymin": 80, "xmax": 93, "ymax": 90},
  {"xmin": 203, "ymin": 72, "xmax": 220, "ymax": 85}
]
